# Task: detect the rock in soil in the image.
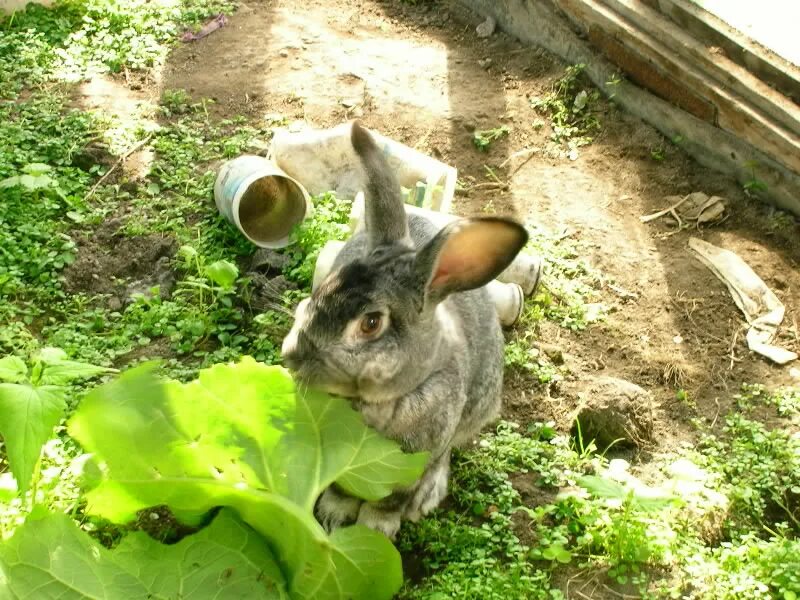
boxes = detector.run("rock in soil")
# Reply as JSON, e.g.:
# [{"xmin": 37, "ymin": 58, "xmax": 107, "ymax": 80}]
[
  {"xmin": 247, "ymin": 248, "xmax": 291, "ymax": 275},
  {"xmin": 476, "ymin": 15, "xmax": 496, "ymax": 38},
  {"xmin": 570, "ymin": 376, "xmax": 655, "ymax": 448},
  {"xmin": 249, "ymin": 273, "xmax": 298, "ymax": 311},
  {"xmin": 124, "ymin": 255, "xmax": 177, "ymax": 303}
]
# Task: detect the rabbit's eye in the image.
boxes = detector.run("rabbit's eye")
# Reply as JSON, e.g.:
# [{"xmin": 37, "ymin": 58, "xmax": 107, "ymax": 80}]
[{"xmin": 359, "ymin": 312, "xmax": 383, "ymax": 336}]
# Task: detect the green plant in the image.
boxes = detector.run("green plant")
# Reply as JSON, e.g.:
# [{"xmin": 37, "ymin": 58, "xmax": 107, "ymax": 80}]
[
  {"xmin": 62, "ymin": 357, "xmax": 428, "ymax": 599},
  {"xmin": 695, "ymin": 413, "xmax": 800, "ymax": 535},
  {"xmin": 531, "ymin": 64, "xmax": 601, "ymax": 147},
  {"xmin": 1, "ymin": 506, "xmax": 288, "ymax": 598},
  {"xmin": 282, "ymin": 191, "xmax": 353, "ymax": 287},
  {"xmin": 650, "ymin": 146, "xmax": 665, "ymax": 161},
  {"xmin": 472, "ymin": 126, "xmax": 510, "ymax": 152},
  {"xmin": 743, "ymin": 160, "xmax": 768, "ymax": 195},
  {"xmin": 0, "ymin": 348, "xmax": 113, "ymax": 494},
  {"xmin": 578, "ymin": 475, "xmax": 680, "ymax": 586},
  {"xmin": 503, "ymin": 341, "xmax": 559, "ymax": 384},
  {"xmin": 159, "ymin": 88, "xmax": 201, "ymax": 117},
  {"xmin": 397, "ymin": 422, "xmax": 588, "ymax": 599}
]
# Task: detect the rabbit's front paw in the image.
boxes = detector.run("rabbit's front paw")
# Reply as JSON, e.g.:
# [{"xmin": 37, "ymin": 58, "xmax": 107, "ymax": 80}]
[
  {"xmin": 357, "ymin": 503, "xmax": 402, "ymax": 540},
  {"xmin": 316, "ymin": 486, "xmax": 362, "ymax": 533},
  {"xmin": 405, "ymin": 459, "xmax": 448, "ymax": 522}
]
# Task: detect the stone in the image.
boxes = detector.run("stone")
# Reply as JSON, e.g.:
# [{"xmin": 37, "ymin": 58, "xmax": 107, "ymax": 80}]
[
  {"xmin": 248, "ymin": 248, "xmax": 291, "ymax": 275},
  {"xmin": 476, "ymin": 15, "xmax": 496, "ymax": 38},
  {"xmin": 570, "ymin": 376, "xmax": 655, "ymax": 448},
  {"xmin": 249, "ymin": 273, "xmax": 298, "ymax": 311}
]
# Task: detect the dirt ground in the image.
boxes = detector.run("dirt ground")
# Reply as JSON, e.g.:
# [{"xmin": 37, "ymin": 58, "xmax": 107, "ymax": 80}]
[{"xmin": 87, "ymin": 0, "xmax": 800, "ymax": 453}]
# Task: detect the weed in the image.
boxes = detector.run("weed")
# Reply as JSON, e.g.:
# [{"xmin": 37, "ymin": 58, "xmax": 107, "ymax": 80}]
[
  {"xmin": 605, "ymin": 72, "xmax": 623, "ymax": 99},
  {"xmin": 504, "ymin": 340, "xmax": 560, "ymax": 384},
  {"xmin": 650, "ymin": 146, "xmax": 666, "ymax": 161},
  {"xmin": 766, "ymin": 208, "xmax": 798, "ymax": 233},
  {"xmin": 743, "ymin": 160, "xmax": 769, "ymax": 195},
  {"xmin": 695, "ymin": 411, "xmax": 800, "ymax": 536},
  {"xmin": 398, "ymin": 421, "xmax": 582, "ymax": 600},
  {"xmin": 531, "ymin": 64, "xmax": 601, "ymax": 148},
  {"xmin": 472, "ymin": 126, "xmax": 510, "ymax": 152},
  {"xmin": 280, "ymin": 191, "xmax": 353, "ymax": 287},
  {"xmin": 675, "ymin": 388, "xmax": 696, "ymax": 409}
]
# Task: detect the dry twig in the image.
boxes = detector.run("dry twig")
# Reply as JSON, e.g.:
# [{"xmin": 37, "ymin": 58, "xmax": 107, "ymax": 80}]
[
  {"xmin": 83, "ymin": 133, "xmax": 154, "ymax": 202},
  {"xmin": 640, "ymin": 194, "xmax": 691, "ymax": 223}
]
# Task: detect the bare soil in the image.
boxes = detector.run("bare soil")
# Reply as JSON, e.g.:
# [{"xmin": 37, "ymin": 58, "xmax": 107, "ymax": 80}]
[{"xmin": 64, "ymin": 220, "xmax": 176, "ymax": 299}]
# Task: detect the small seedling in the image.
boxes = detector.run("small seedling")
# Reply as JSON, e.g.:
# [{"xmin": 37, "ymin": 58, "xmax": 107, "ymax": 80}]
[
  {"xmin": 650, "ymin": 146, "xmax": 665, "ymax": 161},
  {"xmin": 472, "ymin": 126, "xmax": 510, "ymax": 152},
  {"xmin": 743, "ymin": 160, "xmax": 768, "ymax": 195}
]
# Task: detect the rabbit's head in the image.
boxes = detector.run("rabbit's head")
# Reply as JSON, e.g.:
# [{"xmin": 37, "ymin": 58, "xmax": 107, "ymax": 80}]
[{"xmin": 281, "ymin": 122, "xmax": 527, "ymax": 403}]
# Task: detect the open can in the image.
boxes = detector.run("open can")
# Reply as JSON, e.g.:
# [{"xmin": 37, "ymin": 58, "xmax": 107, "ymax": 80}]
[{"xmin": 214, "ymin": 155, "xmax": 313, "ymax": 249}]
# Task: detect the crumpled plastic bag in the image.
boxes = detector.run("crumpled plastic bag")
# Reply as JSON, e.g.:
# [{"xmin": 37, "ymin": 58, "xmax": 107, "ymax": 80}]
[{"xmin": 689, "ymin": 237, "xmax": 797, "ymax": 365}]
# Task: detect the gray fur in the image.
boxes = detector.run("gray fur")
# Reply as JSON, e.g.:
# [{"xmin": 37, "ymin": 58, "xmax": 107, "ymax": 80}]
[{"xmin": 281, "ymin": 121, "xmax": 527, "ymax": 539}]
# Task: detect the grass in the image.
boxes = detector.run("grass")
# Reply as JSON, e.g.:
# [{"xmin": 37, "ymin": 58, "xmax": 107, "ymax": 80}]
[{"xmin": 1, "ymin": 3, "xmax": 800, "ymax": 599}]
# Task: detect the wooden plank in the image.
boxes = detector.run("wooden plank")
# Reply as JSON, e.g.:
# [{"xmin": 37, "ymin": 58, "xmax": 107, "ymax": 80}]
[
  {"xmin": 653, "ymin": 0, "xmax": 800, "ymax": 103},
  {"xmin": 605, "ymin": 0, "xmax": 800, "ymax": 136},
  {"xmin": 554, "ymin": 0, "xmax": 800, "ymax": 174},
  {"xmin": 460, "ymin": 0, "xmax": 800, "ymax": 217}
]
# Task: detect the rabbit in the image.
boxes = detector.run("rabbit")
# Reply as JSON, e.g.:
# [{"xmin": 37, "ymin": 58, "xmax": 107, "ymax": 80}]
[{"xmin": 281, "ymin": 121, "xmax": 528, "ymax": 540}]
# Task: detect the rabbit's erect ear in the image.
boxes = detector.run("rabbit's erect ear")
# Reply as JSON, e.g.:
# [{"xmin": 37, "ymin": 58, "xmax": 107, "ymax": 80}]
[
  {"xmin": 351, "ymin": 121, "xmax": 410, "ymax": 249},
  {"xmin": 415, "ymin": 217, "xmax": 528, "ymax": 301}
]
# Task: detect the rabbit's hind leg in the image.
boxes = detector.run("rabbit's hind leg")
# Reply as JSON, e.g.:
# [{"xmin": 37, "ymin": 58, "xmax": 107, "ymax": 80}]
[{"xmin": 316, "ymin": 484, "xmax": 362, "ymax": 533}]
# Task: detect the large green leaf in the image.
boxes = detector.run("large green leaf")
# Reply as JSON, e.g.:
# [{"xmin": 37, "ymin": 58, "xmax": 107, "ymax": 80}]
[
  {"xmin": 0, "ymin": 350, "xmax": 114, "ymax": 493},
  {"xmin": 35, "ymin": 347, "xmax": 116, "ymax": 385},
  {"xmin": 205, "ymin": 259, "xmax": 239, "ymax": 289},
  {"xmin": 67, "ymin": 358, "xmax": 428, "ymax": 600},
  {"xmin": 0, "ymin": 357, "xmax": 27, "ymax": 383},
  {"xmin": 0, "ymin": 383, "xmax": 66, "ymax": 493},
  {"xmin": 0, "ymin": 508, "xmax": 287, "ymax": 599}
]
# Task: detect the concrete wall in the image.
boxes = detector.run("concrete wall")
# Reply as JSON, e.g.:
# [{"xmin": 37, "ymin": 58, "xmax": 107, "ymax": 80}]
[
  {"xmin": 1, "ymin": 0, "xmax": 52, "ymax": 12},
  {"xmin": 460, "ymin": 0, "xmax": 800, "ymax": 217}
]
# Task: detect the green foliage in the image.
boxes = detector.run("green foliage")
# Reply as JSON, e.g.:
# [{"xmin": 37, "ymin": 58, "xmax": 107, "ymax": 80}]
[
  {"xmin": 0, "ymin": 348, "xmax": 112, "ymax": 493},
  {"xmin": 0, "ymin": 507, "xmax": 288, "ymax": 599},
  {"xmin": 2, "ymin": 0, "xmax": 236, "ymax": 85},
  {"xmin": 711, "ymin": 530, "xmax": 800, "ymax": 599},
  {"xmin": 743, "ymin": 160, "xmax": 769, "ymax": 195},
  {"xmin": 0, "ymin": 98, "xmax": 96, "ymax": 297},
  {"xmin": 281, "ymin": 191, "xmax": 353, "ymax": 287},
  {"xmin": 68, "ymin": 358, "xmax": 428, "ymax": 599},
  {"xmin": 2, "ymin": 2, "xmax": 800, "ymax": 598},
  {"xmin": 578, "ymin": 474, "xmax": 680, "ymax": 584},
  {"xmin": 472, "ymin": 126, "xmax": 510, "ymax": 152},
  {"xmin": 695, "ymin": 413, "xmax": 800, "ymax": 535},
  {"xmin": 503, "ymin": 340, "xmax": 559, "ymax": 383},
  {"xmin": 531, "ymin": 64, "xmax": 601, "ymax": 148},
  {"xmin": 398, "ymin": 422, "xmax": 582, "ymax": 599},
  {"xmin": 0, "ymin": 162, "xmax": 62, "ymax": 194}
]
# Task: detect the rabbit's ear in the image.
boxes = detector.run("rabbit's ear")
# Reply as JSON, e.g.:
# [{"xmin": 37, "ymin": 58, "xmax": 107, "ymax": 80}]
[
  {"xmin": 415, "ymin": 217, "xmax": 528, "ymax": 301},
  {"xmin": 351, "ymin": 121, "xmax": 410, "ymax": 249}
]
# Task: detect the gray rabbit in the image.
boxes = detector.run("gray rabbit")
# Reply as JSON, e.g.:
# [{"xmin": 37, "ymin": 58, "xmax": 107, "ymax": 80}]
[{"xmin": 281, "ymin": 121, "xmax": 528, "ymax": 539}]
